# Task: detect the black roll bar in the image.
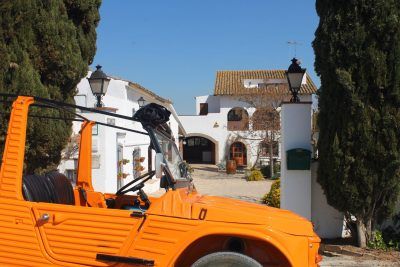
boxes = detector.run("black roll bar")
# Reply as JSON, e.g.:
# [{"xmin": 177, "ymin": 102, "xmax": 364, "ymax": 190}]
[
  {"xmin": 0, "ymin": 93, "xmax": 148, "ymax": 135},
  {"xmin": 0, "ymin": 93, "xmax": 139, "ymax": 122}
]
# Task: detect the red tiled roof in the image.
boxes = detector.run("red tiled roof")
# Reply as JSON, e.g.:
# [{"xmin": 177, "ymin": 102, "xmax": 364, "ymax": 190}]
[{"xmin": 214, "ymin": 70, "xmax": 317, "ymax": 95}]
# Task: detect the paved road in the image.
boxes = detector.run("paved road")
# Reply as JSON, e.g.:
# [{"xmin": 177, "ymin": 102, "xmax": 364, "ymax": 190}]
[
  {"xmin": 190, "ymin": 164, "xmax": 273, "ymax": 203},
  {"xmin": 150, "ymin": 164, "xmax": 274, "ymax": 201},
  {"xmin": 320, "ymin": 253, "xmax": 400, "ymax": 267}
]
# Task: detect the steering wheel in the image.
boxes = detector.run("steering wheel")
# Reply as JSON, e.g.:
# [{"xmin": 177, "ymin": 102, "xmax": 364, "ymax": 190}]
[{"xmin": 116, "ymin": 171, "xmax": 155, "ymax": 195}]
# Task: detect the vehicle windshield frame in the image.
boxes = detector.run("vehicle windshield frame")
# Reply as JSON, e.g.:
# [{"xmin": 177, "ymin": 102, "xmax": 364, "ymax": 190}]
[{"xmin": 153, "ymin": 127, "xmax": 192, "ymax": 182}]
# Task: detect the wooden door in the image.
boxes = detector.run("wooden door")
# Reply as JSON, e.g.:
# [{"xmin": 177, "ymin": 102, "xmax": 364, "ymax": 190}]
[
  {"xmin": 32, "ymin": 203, "xmax": 143, "ymax": 266},
  {"xmin": 230, "ymin": 142, "xmax": 247, "ymax": 166}
]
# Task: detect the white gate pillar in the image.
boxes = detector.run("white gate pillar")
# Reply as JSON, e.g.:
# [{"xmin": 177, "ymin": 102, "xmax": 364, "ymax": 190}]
[{"xmin": 280, "ymin": 102, "xmax": 312, "ymax": 220}]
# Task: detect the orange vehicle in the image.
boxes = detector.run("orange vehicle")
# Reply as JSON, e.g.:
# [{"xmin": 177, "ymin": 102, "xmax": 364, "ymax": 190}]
[{"xmin": 0, "ymin": 95, "xmax": 321, "ymax": 267}]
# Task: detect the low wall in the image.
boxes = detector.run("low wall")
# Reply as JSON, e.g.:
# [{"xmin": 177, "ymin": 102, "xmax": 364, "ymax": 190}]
[{"xmin": 311, "ymin": 162, "xmax": 345, "ymax": 239}]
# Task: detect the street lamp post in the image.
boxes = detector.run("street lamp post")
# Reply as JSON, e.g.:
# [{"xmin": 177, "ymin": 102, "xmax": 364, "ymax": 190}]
[
  {"xmin": 137, "ymin": 96, "xmax": 146, "ymax": 108},
  {"xmin": 285, "ymin": 58, "xmax": 306, "ymax": 103},
  {"xmin": 87, "ymin": 65, "xmax": 111, "ymax": 108}
]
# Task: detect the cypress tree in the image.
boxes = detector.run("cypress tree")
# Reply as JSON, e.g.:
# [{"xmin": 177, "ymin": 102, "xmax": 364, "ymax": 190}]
[
  {"xmin": 0, "ymin": 0, "xmax": 101, "ymax": 173},
  {"xmin": 313, "ymin": 0, "xmax": 400, "ymax": 246}
]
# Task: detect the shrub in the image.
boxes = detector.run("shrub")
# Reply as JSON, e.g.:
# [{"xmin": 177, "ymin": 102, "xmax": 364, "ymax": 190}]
[
  {"xmin": 244, "ymin": 168, "xmax": 252, "ymax": 177},
  {"xmin": 367, "ymin": 230, "xmax": 400, "ymax": 251},
  {"xmin": 182, "ymin": 161, "xmax": 194, "ymax": 174},
  {"xmin": 246, "ymin": 170, "xmax": 264, "ymax": 181},
  {"xmin": 377, "ymin": 214, "xmax": 400, "ymax": 251},
  {"xmin": 260, "ymin": 163, "xmax": 281, "ymax": 179},
  {"xmin": 262, "ymin": 179, "xmax": 280, "ymax": 208},
  {"xmin": 368, "ymin": 231, "xmax": 387, "ymax": 250},
  {"xmin": 177, "ymin": 161, "xmax": 194, "ymax": 177},
  {"xmin": 260, "ymin": 165, "xmax": 271, "ymax": 178}
]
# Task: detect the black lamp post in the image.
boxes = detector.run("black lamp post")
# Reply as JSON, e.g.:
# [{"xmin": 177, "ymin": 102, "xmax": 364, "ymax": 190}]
[
  {"xmin": 87, "ymin": 65, "xmax": 111, "ymax": 107},
  {"xmin": 137, "ymin": 96, "xmax": 146, "ymax": 108},
  {"xmin": 285, "ymin": 58, "xmax": 306, "ymax": 103}
]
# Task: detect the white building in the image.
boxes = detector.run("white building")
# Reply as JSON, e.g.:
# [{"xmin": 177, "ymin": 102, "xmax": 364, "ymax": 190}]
[
  {"xmin": 58, "ymin": 72, "xmax": 185, "ymax": 193},
  {"xmin": 179, "ymin": 70, "xmax": 317, "ymax": 168}
]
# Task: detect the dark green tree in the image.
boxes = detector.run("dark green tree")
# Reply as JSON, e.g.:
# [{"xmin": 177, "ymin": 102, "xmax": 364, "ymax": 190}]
[
  {"xmin": 313, "ymin": 0, "xmax": 400, "ymax": 247},
  {"xmin": 0, "ymin": 0, "xmax": 101, "ymax": 173}
]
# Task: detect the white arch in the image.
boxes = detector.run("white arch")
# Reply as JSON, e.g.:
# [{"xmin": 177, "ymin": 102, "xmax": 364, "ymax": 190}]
[
  {"xmin": 184, "ymin": 133, "xmax": 219, "ymax": 164},
  {"xmin": 185, "ymin": 133, "xmax": 218, "ymax": 145}
]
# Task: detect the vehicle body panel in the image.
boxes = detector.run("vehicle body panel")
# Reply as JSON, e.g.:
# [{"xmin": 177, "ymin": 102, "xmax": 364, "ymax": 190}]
[
  {"xmin": 32, "ymin": 203, "xmax": 141, "ymax": 266},
  {"xmin": 0, "ymin": 96, "xmax": 321, "ymax": 266}
]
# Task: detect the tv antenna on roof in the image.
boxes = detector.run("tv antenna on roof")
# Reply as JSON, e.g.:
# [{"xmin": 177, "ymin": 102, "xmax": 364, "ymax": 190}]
[{"xmin": 287, "ymin": 40, "xmax": 302, "ymax": 57}]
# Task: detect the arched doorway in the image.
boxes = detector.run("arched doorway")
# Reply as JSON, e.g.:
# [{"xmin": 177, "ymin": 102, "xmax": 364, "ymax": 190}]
[
  {"xmin": 230, "ymin": 142, "xmax": 247, "ymax": 166},
  {"xmin": 183, "ymin": 136, "xmax": 215, "ymax": 164}
]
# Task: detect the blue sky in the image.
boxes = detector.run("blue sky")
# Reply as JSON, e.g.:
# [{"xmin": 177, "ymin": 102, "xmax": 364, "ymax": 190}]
[{"xmin": 92, "ymin": 0, "xmax": 320, "ymax": 114}]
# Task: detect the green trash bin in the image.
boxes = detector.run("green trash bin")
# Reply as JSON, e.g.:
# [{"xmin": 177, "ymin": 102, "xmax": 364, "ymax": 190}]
[{"xmin": 286, "ymin": 148, "xmax": 311, "ymax": 170}]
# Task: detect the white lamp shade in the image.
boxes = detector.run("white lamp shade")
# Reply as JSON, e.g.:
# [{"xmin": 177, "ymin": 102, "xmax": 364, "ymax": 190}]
[
  {"xmin": 87, "ymin": 65, "xmax": 111, "ymax": 96},
  {"xmin": 101, "ymin": 79, "xmax": 110, "ymax": 94},
  {"xmin": 287, "ymin": 72, "xmax": 304, "ymax": 90},
  {"xmin": 89, "ymin": 78, "xmax": 110, "ymax": 95}
]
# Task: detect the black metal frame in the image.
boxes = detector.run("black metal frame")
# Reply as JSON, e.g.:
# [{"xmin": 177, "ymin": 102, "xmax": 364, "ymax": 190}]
[
  {"xmin": 96, "ymin": 253, "xmax": 154, "ymax": 266},
  {"xmin": 0, "ymin": 93, "xmax": 148, "ymax": 135},
  {"xmin": 150, "ymin": 127, "xmax": 193, "ymax": 190}
]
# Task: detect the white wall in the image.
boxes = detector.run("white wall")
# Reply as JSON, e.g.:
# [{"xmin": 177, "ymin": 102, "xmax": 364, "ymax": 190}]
[
  {"xmin": 311, "ymin": 162, "xmax": 345, "ymax": 238},
  {"xmin": 58, "ymin": 72, "xmax": 183, "ymax": 194},
  {"xmin": 181, "ymin": 95, "xmax": 312, "ymax": 166},
  {"xmin": 180, "ymin": 113, "xmax": 223, "ymax": 162},
  {"xmin": 182, "ymin": 96, "xmax": 256, "ymax": 164},
  {"xmin": 280, "ymin": 103, "xmax": 312, "ymax": 220},
  {"xmin": 195, "ymin": 95, "xmax": 220, "ymax": 114},
  {"xmin": 280, "ymin": 103, "xmax": 345, "ymax": 238}
]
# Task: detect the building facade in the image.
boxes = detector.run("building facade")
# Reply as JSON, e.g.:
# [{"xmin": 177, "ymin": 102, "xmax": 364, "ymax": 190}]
[
  {"xmin": 58, "ymin": 71, "xmax": 185, "ymax": 193},
  {"xmin": 179, "ymin": 70, "xmax": 317, "ymax": 168}
]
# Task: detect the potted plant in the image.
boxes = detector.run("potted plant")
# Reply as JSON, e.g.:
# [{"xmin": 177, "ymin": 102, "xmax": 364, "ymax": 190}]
[
  {"xmin": 117, "ymin": 172, "xmax": 130, "ymax": 179},
  {"xmin": 118, "ymin": 159, "xmax": 130, "ymax": 166}
]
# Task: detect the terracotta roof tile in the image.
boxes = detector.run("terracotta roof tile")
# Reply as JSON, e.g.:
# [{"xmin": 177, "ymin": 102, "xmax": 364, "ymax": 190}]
[{"xmin": 214, "ymin": 70, "xmax": 317, "ymax": 95}]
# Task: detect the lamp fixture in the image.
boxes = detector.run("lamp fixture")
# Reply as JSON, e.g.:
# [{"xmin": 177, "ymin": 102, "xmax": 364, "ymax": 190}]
[
  {"xmin": 87, "ymin": 65, "xmax": 110, "ymax": 107},
  {"xmin": 137, "ymin": 96, "xmax": 146, "ymax": 108},
  {"xmin": 285, "ymin": 58, "xmax": 306, "ymax": 103}
]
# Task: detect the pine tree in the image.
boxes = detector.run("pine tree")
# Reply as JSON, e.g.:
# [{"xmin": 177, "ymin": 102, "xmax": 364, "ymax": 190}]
[
  {"xmin": 313, "ymin": 0, "xmax": 400, "ymax": 246},
  {"xmin": 0, "ymin": 0, "xmax": 101, "ymax": 173}
]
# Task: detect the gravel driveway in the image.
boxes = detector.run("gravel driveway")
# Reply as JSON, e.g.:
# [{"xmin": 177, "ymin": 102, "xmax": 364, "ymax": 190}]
[
  {"xmin": 320, "ymin": 253, "xmax": 400, "ymax": 266},
  {"xmin": 148, "ymin": 164, "xmax": 274, "ymax": 201},
  {"xmin": 190, "ymin": 164, "xmax": 273, "ymax": 203}
]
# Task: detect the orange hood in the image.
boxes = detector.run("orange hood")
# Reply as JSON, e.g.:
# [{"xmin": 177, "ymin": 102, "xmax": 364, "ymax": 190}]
[{"xmin": 191, "ymin": 195, "xmax": 315, "ymax": 237}]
